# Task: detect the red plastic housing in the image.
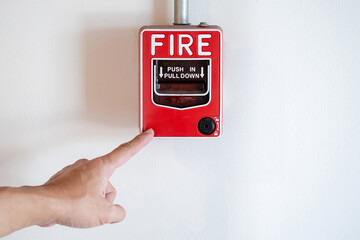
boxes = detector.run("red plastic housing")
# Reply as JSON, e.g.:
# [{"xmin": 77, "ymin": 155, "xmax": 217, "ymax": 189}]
[{"xmin": 139, "ymin": 25, "xmax": 223, "ymax": 137}]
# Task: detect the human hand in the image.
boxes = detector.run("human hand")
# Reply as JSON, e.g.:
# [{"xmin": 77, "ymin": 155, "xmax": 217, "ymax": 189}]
[
  {"xmin": 0, "ymin": 129, "xmax": 154, "ymax": 237},
  {"xmin": 40, "ymin": 129, "xmax": 154, "ymax": 228}
]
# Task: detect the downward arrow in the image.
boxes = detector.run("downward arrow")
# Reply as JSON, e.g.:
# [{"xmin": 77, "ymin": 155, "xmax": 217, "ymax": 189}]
[
  {"xmin": 200, "ymin": 67, "xmax": 204, "ymax": 78},
  {"xmin": 159, "ymin": 67, "xmax": 163, "ymax": 78}
]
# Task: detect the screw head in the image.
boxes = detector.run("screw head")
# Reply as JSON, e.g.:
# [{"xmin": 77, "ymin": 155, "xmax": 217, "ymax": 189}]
[{"xmin": 198, "ymin": 22, "xmax": 208, "ymax": 27}]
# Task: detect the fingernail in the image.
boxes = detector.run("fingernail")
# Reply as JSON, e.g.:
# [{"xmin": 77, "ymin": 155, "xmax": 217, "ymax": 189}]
[{"xmin": 144, "ymin": 128, "xmax": 154, "ymax": 134}]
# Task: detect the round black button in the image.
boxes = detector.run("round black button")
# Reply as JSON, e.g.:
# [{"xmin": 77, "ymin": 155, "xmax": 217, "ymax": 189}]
[{"xmin": 198, "ymin": 117, "xmax": 216, "ymax": 135}]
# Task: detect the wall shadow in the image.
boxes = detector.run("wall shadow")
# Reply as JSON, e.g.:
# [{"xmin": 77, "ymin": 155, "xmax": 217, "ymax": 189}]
[
  {"xmin": 83, "ymin": 26, "xmax": 139, "ymax": 128},
  {"xmin": 82, "ymin": 1, "xmax": 173, "ymax": 128},
  {"xmin": 153, "ymin": 0, "xmax": 171, "ymax": 25}
]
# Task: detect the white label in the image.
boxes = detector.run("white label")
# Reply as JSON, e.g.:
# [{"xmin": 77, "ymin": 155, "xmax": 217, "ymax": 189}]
[
  {"xmin": 150, "ymin": 33, "xmax": 212, "ymax": 56},
  {"xmin": 151, "ymin": 34, "xmax": 165, "ymax": 56},
  {"xmin": 178, "ymin": 34, "xmax": 193, "ymax": 56},
  {"xmin": 198, "ymin": 34, "xmax": 212, "ymax": 56}
]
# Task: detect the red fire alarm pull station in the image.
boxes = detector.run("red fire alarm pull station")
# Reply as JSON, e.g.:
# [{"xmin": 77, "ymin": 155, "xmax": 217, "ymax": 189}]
[{"xmin": 140, "ymin": 0, "xmax": 223, "ymax": 137}]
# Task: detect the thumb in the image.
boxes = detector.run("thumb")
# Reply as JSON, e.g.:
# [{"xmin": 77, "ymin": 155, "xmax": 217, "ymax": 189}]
[{"xmin": 105, "ymin": 204, "xmax": 126, "ymax": 224}]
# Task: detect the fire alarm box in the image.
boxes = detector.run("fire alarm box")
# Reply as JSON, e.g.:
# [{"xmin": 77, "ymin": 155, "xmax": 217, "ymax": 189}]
[{"xmin": 139, "ymin": 1, "xmax": 223, "ymax": 137}]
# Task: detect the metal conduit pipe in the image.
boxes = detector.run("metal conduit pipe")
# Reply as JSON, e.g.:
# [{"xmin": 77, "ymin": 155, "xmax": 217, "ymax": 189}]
[{"xmin": 174, "ymin": 0, "xmax": 190, "ymax": 25}]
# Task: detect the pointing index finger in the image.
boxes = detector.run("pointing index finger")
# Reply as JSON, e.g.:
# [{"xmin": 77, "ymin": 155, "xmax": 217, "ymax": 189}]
[{"xmin": 104, "ymin": 129, "xmax": 154, "ymax": 171}]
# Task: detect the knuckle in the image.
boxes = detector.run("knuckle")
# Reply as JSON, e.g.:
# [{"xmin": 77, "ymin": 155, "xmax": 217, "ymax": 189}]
[
  {"xmin": 100, "ymin": 215, "xmax": 110, "ymax": 225},
  {"xmin": 75, "ymin": 158, "xmax": 89, "ymax": 165},
  {"xmin": 99, "ymin": 210, "xmax": 112, "ymax": 225},
  {"xmin": 97, "ymin": 157, "xmax": 111, "ymax": 171},
  {"xmin": 112, "ymin": 190, "xmax": 117, "ymax": 199},
  {"xmin": 91, "ymin": 158, "xmax": 106, "ymax": 169},
  {"xmin": 98, "ymin": 216, "xmax": 108, "ymax": 225},
  {"xmin": 121, "ymin": 142, "xmax": 133, "ymax": 152}
]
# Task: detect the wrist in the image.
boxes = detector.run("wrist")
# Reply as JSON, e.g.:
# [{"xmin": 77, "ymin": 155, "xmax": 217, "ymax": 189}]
[
  {"xmin": 0, "ymin": 186, "xmax": 60, "ymax": 237},
  {"xmin": 12, "ymin": 185, "xmax": 59, "ymax": 227}
]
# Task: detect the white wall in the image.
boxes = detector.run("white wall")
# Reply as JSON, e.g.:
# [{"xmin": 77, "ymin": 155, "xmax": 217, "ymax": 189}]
[{"xmin": 1, "ymin": 0, "xmax": 360, "ymax": 239}]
